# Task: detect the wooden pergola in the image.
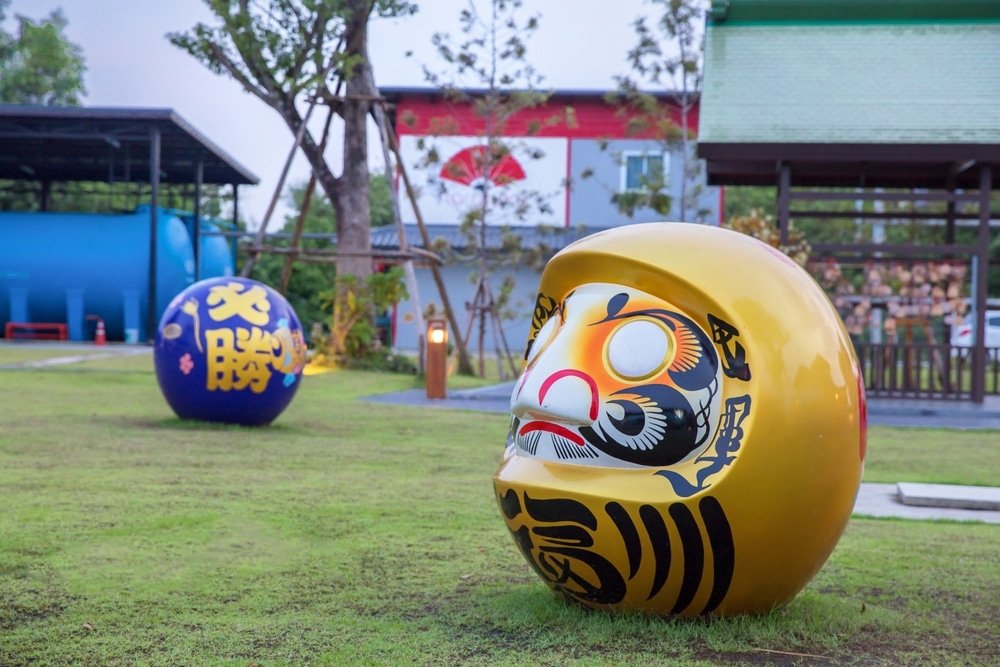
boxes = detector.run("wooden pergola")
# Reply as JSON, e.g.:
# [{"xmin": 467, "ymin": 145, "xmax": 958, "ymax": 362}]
[{"xmin": 698, "ymin": 0, "xmax": 1000, "ymax": 402}]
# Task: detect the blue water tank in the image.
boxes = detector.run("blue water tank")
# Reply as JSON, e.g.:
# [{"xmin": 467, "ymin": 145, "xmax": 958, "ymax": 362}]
[
  {"xmin": 0, "ymin": 206, "xmax": 232, "ymax": 342},
  {"xmin": 199, "ymin": 221, "xmax": 236, "ymax": 280},
  {"xmin": 173, "ymin": 211, "xmax": 237, "ymax": 281}
]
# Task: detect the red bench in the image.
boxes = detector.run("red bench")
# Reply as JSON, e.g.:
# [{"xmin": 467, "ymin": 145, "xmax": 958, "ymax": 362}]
[{"xmin": 4, "ymin": 322, "xmax": 68, "ymax": 340}]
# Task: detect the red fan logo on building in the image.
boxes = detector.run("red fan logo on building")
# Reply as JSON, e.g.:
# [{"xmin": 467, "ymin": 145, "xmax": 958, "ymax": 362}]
[{"xmin": 439, "ymin": 145, "xmax": 526, "ymax": 189}]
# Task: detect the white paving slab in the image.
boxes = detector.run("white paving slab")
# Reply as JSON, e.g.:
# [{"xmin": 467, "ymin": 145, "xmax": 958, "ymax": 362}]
[
  {"xmin": 852, "ymin": 483, "xmax": 1000, "ymax": 523},
  {"xmin": 897, "ymin": 482, "xmax": 1000, "ymax": 511}
]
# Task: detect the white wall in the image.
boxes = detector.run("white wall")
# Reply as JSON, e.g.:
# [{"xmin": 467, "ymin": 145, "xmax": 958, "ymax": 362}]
[{"xmin": 398, "ymin": 135, "xmax": 569, "ymax": 227}]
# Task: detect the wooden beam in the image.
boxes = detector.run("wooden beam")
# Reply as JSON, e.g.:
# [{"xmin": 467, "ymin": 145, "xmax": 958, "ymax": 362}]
[
  {"xmin": 789, "ymin": 209, "xmax": 983, "ymax": 221},
  {"xmin": 789, "ymin": 190, "xmax": 980, "ymax": 203},
  {"xmin": 811, "ymin": 243, "xmax": 979, "ymax": 257}
]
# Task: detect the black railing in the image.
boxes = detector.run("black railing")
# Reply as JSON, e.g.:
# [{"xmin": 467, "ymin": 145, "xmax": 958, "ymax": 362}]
[{"xmin": 855, "ymin": 343, "xmax": 1000, "ymax": 399}]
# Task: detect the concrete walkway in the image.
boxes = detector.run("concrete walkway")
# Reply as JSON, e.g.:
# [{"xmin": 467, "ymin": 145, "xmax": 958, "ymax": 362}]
[
  {"xmin": 0, "ymin": 341, "xmax": 151, "ymax": 369},
  {"xmin": 869, "ymin": 394, "xmax": 1000, "ymax": 430},
  {"xmin": 364, "ymin": 381, "xmax": 1000, "ymax": 524},
  {"xmin": 856, "ymin": 483, "xmax": 1000, "ymax": 524},
  {"xmin": 1, "ymin": 348, "xmax": 151, "ymax": 369}
]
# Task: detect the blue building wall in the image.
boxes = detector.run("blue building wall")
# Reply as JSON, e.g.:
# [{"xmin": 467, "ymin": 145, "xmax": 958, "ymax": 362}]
[
  {"xmin": 569, "ymin": 138, "xmax": 721, "ymax": 227},
  {"xmin": 391, "ymin": 262, "xmax": 542, "ymax": 357}
]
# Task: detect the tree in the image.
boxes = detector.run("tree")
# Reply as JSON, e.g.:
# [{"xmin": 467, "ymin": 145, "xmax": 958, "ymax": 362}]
[
  {"xmin": 170, "ymin": 0, "xmax": 415, "ymax": 358},
  {"xmin": 418, "ymin": 0, "xmax": 555, "ymax": 376},
  {"xmin": 251, "ymin": 173, "xmax": 395, "ymax": 331},
  {"xmin": 0, "ymin": 0, "xmax": 87, "ymax": 207},
  {"xmin": 614, "ymin": 0, "xmax": 708, "ymax": 222},
  {"xmin": 0, "ymin": 0, "xmax": 86, "ymax": 105}
]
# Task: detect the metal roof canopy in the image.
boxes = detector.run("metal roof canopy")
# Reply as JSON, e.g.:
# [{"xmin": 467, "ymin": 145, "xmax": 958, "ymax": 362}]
[
  {"xmin": 370, "ymin": 223, "xmax": 596, "ymax": 255},
  {"xmin": 380, "ymin": 86, "xmax": 681, "ymax": 103},
  {"xmin": 698, "ymin": 0, "xmax": 1000, "ymax": 402},
  {"xmin": 0, "ymin": 105, "xmax": 258, "ymax": 185},
  {"xmin": 699, "ymin": 0, "xmax": 1000, "ymax": 189},
  {"xmin": 699, "ymin": 143, "xmax": 1000, "ymax": 190},
  {"xmin": 0, "ymin": 105, "xmax": 259, "ymax": 342}
]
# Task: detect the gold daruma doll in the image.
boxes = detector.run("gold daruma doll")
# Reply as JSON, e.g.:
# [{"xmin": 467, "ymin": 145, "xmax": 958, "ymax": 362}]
[{"xmin": 494, "ymin": 223, "xmax": 866, "ymax": 616}]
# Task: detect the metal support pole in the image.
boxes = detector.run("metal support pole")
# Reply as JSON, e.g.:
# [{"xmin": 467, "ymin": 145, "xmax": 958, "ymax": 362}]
[
  {"xmin": 971, "ymin": 165, "xmax": 991, "ymax": 403},
  {"xmin": 192, "ymin": 159, "xmax": 203, "ymax": 281},
  {"xmin": 147, "ymin": 126, "xmax": 161, "ymax": 344},
  {"xmin": 777, "ymin": 162, "xmax": 791, "ymax": 244},
  {"xmin": 193, "ymin": 158, "xmax": 204, "ymax": 282},
  {"xmin": 232, "ymin": 184, "xmax": 240, "ymax": 263},
  {"xmin": 945, "ymin": 175, "xmax": 957, "ymax": 245}
]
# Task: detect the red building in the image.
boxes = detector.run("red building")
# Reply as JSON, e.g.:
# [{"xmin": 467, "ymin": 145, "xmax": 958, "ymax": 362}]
[{"xmin": 383, "ymin": 87, "xmax": 722, "ymax": 229}]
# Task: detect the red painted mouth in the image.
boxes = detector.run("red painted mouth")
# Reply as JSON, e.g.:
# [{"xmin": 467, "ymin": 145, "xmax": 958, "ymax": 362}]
[{"xmin": 518, "ymin": 421, "xmax": 585, "ymax": 446}]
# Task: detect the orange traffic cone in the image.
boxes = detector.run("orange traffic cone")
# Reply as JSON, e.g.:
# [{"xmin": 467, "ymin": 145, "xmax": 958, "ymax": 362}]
[{"xmin": 94, "ymin": 319, "xmax": 106, "ymax": 346}]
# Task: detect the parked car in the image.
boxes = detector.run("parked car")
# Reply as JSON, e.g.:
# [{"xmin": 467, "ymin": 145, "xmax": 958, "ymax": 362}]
[{"xmin": 950, "ymin": 310, "xmax": 1000, "ymax": 348}]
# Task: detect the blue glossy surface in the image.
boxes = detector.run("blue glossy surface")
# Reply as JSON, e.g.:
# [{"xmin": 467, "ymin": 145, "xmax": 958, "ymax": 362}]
[
  {"xmin": 0, "ymin": 206, "xmax": 235, "ymax": 341},
  {"xmin": 154, "ymin": 277, "xmax": 306, "ymax": 425}
]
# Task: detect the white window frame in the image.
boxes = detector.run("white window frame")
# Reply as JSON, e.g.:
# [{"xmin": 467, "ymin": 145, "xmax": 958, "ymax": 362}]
[{"xmin": 619, "ymin": 150, "xmax": 668, "ymax": 193}]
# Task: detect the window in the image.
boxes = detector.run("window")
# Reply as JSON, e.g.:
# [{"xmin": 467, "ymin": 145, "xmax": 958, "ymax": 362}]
[{"xmin": 621, "ymin": 151, "xmax": 667, "ymax": 192}]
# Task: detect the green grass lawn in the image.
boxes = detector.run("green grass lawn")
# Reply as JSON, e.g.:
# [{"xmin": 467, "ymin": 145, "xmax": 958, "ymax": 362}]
[{"xmin": 1, "ymin": 349, "xmax": 998, "ymax": 666}]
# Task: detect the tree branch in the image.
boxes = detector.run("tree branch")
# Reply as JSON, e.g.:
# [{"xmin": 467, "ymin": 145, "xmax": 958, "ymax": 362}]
[
  {"xmin": 205, "ymin": 41, "xmax": 276, "ymax": 106},
  {"xmin": 231, "ymin": 0, "xmax": 283, "ymax": 96}
]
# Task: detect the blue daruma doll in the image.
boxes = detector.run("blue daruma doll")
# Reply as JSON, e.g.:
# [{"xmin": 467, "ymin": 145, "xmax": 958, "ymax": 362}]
[{"xmin": 154, "ymin": 277, "xmax": 307, "ymax": 425}]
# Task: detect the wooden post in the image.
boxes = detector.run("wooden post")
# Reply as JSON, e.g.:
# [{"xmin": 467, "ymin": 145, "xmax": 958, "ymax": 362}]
[
  {"xmin": 373, "ymin": 99, "xmax": 424, "ymax": 342},
  {"xmin": 278, "ymin": 106, "xmax": 335, "ymax": 294},
  {"xmin": 777, "ymin": 162, "xmax": 791, "ymax": 245},
  {"xmin": 971, "ymin": 165, "xmax": 991, "ymax": 403},
  {"xmin": 383, "ymin": 120, "xmax": 475, "ymax": 376},
  {"xmin": 240, "ymin": 100, "xmax": 317, "ymax": 278}
]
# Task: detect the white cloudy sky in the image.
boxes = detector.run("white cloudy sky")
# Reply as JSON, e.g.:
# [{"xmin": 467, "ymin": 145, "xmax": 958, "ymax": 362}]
[{"xmin": 6, "ymin": 0, "xmax": 661, "ymax": 227}]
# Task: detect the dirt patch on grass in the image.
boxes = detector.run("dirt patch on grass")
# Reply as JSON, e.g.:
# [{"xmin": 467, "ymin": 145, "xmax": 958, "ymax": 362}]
[
  {"xmin": 694, "ymin": 647, "xmax": 835, "ymax": 666},
  {"xmin": 0, "ymin": 568, "xmax": 76, "ymax": 631}
]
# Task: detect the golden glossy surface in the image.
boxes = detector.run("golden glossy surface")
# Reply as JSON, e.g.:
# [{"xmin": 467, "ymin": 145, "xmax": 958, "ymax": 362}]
[{"xmin": 494, "ymin": 223, "xmax": 866, "ymax": 616}]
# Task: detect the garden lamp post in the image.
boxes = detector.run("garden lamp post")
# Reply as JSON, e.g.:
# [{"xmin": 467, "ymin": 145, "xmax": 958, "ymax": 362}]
[{"xmin": 425, "ymin": 317, "xmax": 448, "ymax": 399}]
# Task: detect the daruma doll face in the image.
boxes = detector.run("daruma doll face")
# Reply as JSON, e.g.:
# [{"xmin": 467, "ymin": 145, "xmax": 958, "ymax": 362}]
[{"xmin": 494, "ymin": 224, "xmax": 866, "ymax": 616}]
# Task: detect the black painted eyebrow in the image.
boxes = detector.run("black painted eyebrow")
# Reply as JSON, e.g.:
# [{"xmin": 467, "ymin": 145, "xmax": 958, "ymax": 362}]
[
  {"xmin": 592, "ymin": 307, "xmax": 678, "ymax": 330},
  {"xmin": 558, "ymin": 290, "xmax": 575, "ymax": 321}
]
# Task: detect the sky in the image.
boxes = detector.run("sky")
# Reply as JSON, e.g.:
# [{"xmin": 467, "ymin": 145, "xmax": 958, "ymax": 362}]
[{"xmin": 6, "ymin": 0, "xmax": 659, "ymax": 229}]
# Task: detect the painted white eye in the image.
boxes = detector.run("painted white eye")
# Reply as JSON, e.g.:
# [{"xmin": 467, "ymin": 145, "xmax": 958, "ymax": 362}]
[
  {"xmin": 606, "ymin": 318, "xmax": 670, "ymax": 380},
  {"xmin": 526, "ymin": 315, "xmax": 559, "ymax": 364}
]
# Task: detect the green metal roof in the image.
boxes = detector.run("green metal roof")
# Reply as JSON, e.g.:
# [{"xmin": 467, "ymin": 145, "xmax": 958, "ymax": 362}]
[
  {"xmin": 710, "ymin": 0, "xmax": 1000, "ymax": 24},
  {"xmin": 699, "ymin": 21, "xmax": 1000, "ymax": 145}
]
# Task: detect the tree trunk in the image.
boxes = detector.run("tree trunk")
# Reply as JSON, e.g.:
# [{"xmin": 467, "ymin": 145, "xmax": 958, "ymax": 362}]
[
  {"xmin": 338, "ymin": 57, "xmax": 373, "ymax": 282},
  {"xmin": 327, "ymin": 1, "xmax": 374, "ymax": 357}
]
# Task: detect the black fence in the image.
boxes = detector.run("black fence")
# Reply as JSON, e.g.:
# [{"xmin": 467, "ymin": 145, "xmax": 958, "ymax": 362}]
[{"xmin": 855, "ymin": 343, "xmax": 1000, "ymax": 400}]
